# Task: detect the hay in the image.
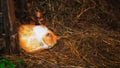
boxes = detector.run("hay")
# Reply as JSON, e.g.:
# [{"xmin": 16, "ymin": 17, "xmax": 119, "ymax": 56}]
[{"xmin": 1, "ymin": 0, "xmax": 120, "ymax": 68}]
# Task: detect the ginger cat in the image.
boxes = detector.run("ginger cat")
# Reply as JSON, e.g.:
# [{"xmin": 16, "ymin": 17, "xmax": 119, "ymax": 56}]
[{"xmin": 18, "ymin": 24, "xmax": 59, "ymax": 53}]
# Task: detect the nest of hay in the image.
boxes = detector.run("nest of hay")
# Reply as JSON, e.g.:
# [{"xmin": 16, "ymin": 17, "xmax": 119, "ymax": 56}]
[{"xmin": 1, "ymin": 0, "xmax": 120, "ymax": 68}]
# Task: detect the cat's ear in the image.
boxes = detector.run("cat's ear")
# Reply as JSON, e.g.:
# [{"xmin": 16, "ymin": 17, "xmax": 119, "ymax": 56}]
[{"xmin": 42, "ymin": 30, "xmax": 58, "ymax": 46}]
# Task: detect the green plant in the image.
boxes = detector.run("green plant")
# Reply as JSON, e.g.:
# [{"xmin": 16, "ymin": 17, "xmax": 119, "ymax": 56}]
[
  {"xmin": 0, "ymin": 58, "xmax": 15, "ymax": 68},
  {"xmin": 17, "ymin": 58, "xmax": 24, "ymax": 68}
]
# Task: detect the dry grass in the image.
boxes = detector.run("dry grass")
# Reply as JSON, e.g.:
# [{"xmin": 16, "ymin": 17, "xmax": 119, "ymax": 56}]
[{"xmin": 1, "ymin": 0, "xmax": 120, "ymax": 68}]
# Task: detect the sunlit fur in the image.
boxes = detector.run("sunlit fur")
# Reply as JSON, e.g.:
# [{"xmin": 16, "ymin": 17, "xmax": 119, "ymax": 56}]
[{"xmin": 18, "ymin": 24, "xmax": 58, "ymax": 53}]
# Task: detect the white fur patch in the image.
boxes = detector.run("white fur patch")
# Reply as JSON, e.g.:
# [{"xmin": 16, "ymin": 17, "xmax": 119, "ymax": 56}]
[{"xmin": 32, "ymin": 25, "xmax": 49, "ymax": 49}]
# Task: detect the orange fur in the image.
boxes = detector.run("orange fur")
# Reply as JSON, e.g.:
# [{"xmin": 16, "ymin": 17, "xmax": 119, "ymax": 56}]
[
  {"xmin": 18, "ymin": 24, "xmax": 35, "ymax": 52},
  {"xmin": 42, "ymin": 30, "xmax": 58, "ymax": 47}
]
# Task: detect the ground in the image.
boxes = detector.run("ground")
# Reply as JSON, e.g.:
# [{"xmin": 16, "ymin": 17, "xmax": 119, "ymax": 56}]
[{"xmin": 1, "ymin": 0, "xmax": 120, "ymax": 68}]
